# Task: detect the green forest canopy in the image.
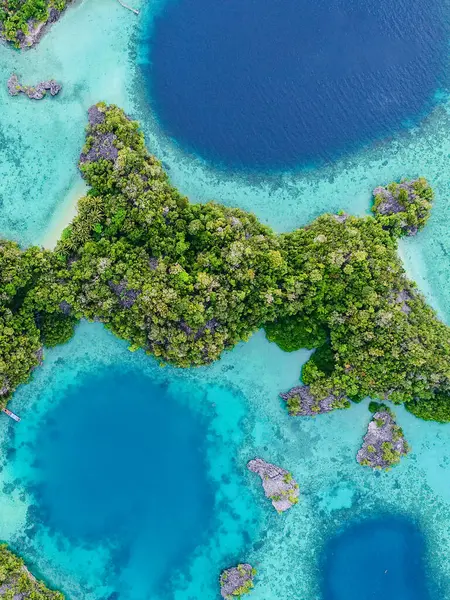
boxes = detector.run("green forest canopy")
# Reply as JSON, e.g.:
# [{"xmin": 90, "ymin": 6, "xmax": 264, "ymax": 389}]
[
  {"xmin": 0, "ymin": 544, "xmax": 63, "ymax": 599},
  {"xmin": 0, "ymin": 103, "xmax": 448, "ymax": 422},
  {"xmin": 0, "ymin": 0, "xmax": 68, "ymax": 46}
]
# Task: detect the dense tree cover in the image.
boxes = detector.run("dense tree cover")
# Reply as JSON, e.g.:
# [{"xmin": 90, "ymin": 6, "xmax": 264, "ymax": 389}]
[
  {"xmin": 0, "ymin": 0, "xmax": 67, "ymax": 46},
  {"xmin": 0, "ymin": 103, "xmax": 448, "ymax": 422},
  {"xmin": 264, "ymin": 316, "xmax": 327, "ymax": 352},
  {"xmin": 371, "ymin": 178, "xmax": 433, "ymax": 237},
  {"xmin": 0, "ymin": 240, "xmax": 74, "ymax": 406},
  {"xmin": 0, "ymin": 544, "xmax": 63, "ymax": 599}
]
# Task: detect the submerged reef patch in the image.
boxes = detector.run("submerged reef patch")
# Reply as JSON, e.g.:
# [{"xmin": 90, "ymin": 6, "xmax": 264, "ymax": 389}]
[{"xmin": 0, "ymin": 104, "xmax": 448, "ymax": 426}]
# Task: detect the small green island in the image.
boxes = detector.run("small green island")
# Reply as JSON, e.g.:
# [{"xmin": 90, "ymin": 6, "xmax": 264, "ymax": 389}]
[{"xmin": 0, "ymin": 544, "xmax": 63, "ymax": 599}]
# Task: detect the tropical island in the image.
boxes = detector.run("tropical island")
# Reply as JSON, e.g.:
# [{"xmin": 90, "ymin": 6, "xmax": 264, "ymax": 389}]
[
  {"xmin": 0, "ymin": 0, "xmax": 70, "ymax": 48},
  {"xmin": 0, "ymin": 103, "xmax": 448, "ymax": 426}
]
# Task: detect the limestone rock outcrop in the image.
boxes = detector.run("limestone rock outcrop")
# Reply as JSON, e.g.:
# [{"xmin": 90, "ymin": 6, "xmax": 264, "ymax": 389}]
[
  {"xmin": 357, "ymin": 407, "xmax": 410, "ymax": 469},
  {"xmin": 220, "ymin": 564, "xmax": 255, "ymax": 599},
  {"xmin": 247, "ymin": 458, "xmax": 299, "ymax": 512},
  {"xmin": 280, "ymin": 385, "xmax": 345, "ymax": 416},
  {"xmin": 7, "ymin": 74, "xmax": 61, "ymax": 100}
]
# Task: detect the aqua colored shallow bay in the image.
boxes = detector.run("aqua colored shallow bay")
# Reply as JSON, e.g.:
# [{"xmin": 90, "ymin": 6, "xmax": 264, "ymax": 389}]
[{"xmin": 0, "ymin": 0, "xmax": 450, "ymax": 599}]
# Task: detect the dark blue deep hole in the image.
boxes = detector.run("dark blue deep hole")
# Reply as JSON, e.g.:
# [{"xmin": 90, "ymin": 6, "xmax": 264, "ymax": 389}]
[
  {"xmin": 322, "ymin": 516, "xmax": 430, "ymax": 600},
  {"xmin": 146, "ymin": 0, "xmax": 447, "ymax": 169},
  {"xmin": 29, "ymin": 368, "xmax": 214, "ymax": 595}
]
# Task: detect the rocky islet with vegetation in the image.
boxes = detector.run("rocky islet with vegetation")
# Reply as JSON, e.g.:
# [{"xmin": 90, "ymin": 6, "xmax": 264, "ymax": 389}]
[
  {"xmin": 357, "ymin": 404, "xmax": 410, "ymax": 469},
  {"xmin": 219, "ymin": 564, "xmax": 256, "ymax": 599},
  {"xmin": 7, "ymin": 73, "xmax": 61, "ymax": 99},
  {"xmin": 247, "ymin": 458, "xmax": 299, "ymax": 511}
]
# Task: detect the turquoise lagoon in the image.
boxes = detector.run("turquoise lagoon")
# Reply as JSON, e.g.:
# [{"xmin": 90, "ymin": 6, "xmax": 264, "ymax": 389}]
[{"xmin": 0, "ymin": 0, "xmax": 450, "ymax": 598}]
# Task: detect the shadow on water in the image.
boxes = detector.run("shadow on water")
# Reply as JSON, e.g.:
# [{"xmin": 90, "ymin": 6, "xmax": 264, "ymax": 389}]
[{"xmin": 321, "ymin": 515, "xmax": 430, "ymax": 600}]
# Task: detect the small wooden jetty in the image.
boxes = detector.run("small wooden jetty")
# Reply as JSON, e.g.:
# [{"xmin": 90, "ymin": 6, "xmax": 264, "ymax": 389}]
[
  {"xmin": 2, "ymin": 408, "xmax": 20, "ymax": 422},
  {"xmin": 117, "ymin": 0, "xmax": 139, "ymax": 15}
]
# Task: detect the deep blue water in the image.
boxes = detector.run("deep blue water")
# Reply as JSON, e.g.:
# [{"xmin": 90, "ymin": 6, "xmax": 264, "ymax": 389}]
[
  {"xmin": 322, "ymin": 516, "xmax": 430, "ymax": 600},
  {"xmin": 147, "ymin": 0, "xmax": 447, "ymax": 169},
  {"xmin": 27, "ymin": 368, "xmax": 214, "ymax": 597}
]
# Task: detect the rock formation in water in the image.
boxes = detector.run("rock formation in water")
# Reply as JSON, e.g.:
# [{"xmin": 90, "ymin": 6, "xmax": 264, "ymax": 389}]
[
  {"xmin": 247, "ymin": 458, "xmax": 299, "ymax": 512},
  {"xmin": 372, "ymin": 179, "xmax": 432, "ymax": 236},
  {"xmin": 220, "ymin": 564, "xmax": 255, "ymax": 599},
  {"xmin": 7, "ymin": 74, "xmax": 62, "ymax": 100},
  {"xmin": 357, "ymin": 406, "xmax": 410, "ymax": 469},
  {"xmin": 280, "ymin": 385, "xmax": 346, "ymax": 416}
]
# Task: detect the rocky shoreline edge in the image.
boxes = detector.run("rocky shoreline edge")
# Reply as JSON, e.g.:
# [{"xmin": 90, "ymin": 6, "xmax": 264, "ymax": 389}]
[{"xmin": 7, "ymin": 73, "xmax": 62, "ymax": 100}]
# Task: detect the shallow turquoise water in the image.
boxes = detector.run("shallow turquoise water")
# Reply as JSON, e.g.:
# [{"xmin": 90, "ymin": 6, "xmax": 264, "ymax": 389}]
[{"xmin": 0, "ymin": 0, "xmax": 449, "ymax": 598}]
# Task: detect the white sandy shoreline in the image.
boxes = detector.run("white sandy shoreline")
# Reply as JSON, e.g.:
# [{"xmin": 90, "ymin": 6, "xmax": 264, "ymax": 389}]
[{"xmin": 41, "ymin": 178, "xmax": 87, "ymax": 249}]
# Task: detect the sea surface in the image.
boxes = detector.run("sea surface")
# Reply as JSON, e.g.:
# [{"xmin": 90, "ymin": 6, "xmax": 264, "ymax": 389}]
[
  {"xmin": 147, "ymin": 0, "xmax": 447, "ymax": 169},
  {"xmin": 0, "ymin": 0, "xmax": 450, "ymax": 598}
]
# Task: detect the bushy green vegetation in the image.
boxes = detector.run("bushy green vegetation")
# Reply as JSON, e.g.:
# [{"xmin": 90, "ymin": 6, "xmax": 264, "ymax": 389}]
[
  {"xmin": 406, "ymin": 392, "xmax": 450, "ymax": 423},
  {"xmin": 301, "ymin": 343, "xmax": 336, "ymax": 384},
  {"xmin": 0, "ymin": 103, "xmax": 448, "ymax": 423},
  {"xmin": 0, "ymin": 0, "xmax": 68, "ymax": 46},
  {"xmin": 264, "ymin": 314, "xmax": 327, "ymax": 351},
  {"xmin": 0, "ymin": 544, "xmax": 63, "ymax": 599},
  {"xmin": 372, "ymin": 178, "xmax": 433, "ymax": 237},
  {"xmin": 0, "ymin": 240, "xmax": 77, "ymax": 407}
]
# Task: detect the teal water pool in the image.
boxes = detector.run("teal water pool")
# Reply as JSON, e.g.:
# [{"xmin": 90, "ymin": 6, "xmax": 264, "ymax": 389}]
[{"xmin": 0, "ymin": 0, "xmax": 449, "ymax": 598}]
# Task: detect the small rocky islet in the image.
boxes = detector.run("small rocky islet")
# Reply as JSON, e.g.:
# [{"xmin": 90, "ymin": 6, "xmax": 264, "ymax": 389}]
[
  {"xmin": 220, "ymin": 564, "xmax": 256, "ymax": 599},
  {"xmin": 7, "ymin": 73, "xmax": 62, "ymax": 100},
  {"xmin": 247, "ymin": 458, "xmax": 299, "ymax": 512},
  {"xmin": 357, "ymin": 405, "xmax": 410, "ymax": 469},
  {"xmin": 280, "ymin": 385, "xmax": 346, "ymax": 416}
]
